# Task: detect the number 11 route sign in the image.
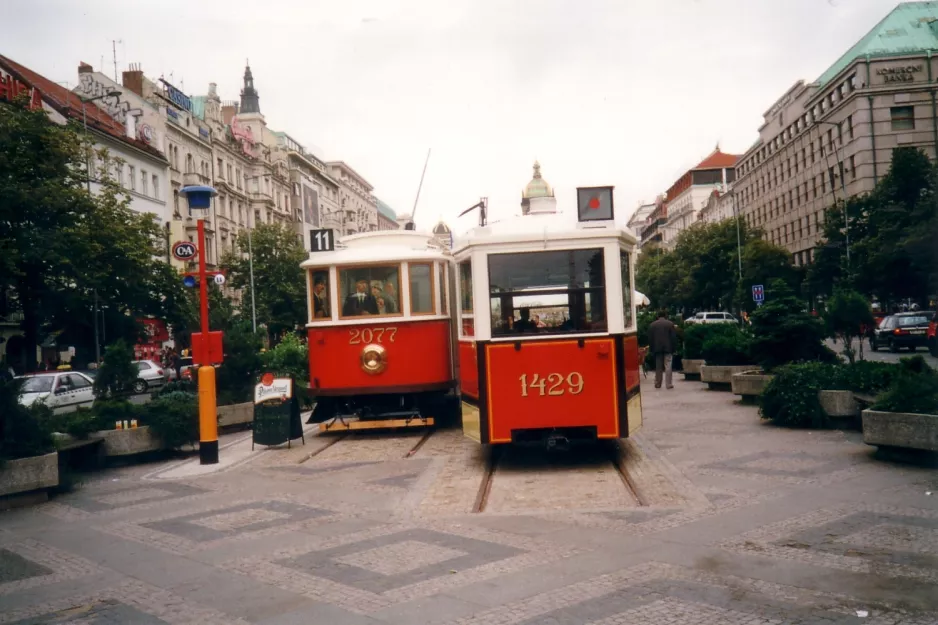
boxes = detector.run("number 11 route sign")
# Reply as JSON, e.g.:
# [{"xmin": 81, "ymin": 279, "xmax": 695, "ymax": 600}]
[{"xmin": 752, "ymin": 284, "xmax": 765, "ymax": 304}]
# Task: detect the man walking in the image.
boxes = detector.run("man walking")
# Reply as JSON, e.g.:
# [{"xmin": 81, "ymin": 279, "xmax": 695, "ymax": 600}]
[{"xmin": 648, "ymin": 310, "xmax": 677, "ymax": 389}]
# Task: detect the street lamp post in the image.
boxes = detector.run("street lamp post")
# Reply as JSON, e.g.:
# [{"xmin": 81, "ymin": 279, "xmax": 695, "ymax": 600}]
[
  {"xmin": 816, "ymin": 120, "xmax": 851, "ymax": 268},
  {"xmin": 180, "ymin": 185, "xmax": 222, "ymax": 465},
  {"xmin": 76, "ymin": 90, "xmax": 120, "ymax": 364}
]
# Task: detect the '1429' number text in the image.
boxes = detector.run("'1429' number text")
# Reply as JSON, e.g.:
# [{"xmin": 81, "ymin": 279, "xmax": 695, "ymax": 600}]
[{"xmin": 519, "ymin": 372, "xmax": 584, "ymax": 397}]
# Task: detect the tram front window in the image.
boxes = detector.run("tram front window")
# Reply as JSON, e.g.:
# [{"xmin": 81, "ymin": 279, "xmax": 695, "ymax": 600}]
[
  {"xmin": 488, "ymin": 249, "xmax": 606, "ymax": 337},
  {"xmin": 339, "ymin": 265, "xmax": 401, "ymax": 318},
  {"xmin": 310, "ymin": 269, "xmax": 331, "ymax": 319}
]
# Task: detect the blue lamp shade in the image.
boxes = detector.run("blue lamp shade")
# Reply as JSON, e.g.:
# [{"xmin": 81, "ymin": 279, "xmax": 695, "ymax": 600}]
[{"xmin": 179, "ymin": 185, "xmax": 218, "ymax": 210}]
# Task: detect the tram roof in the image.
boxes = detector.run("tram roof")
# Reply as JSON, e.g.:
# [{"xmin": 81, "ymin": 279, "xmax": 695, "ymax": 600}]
[
  {"xmin": 300, "ymin": 230, "xmax": 451, "ymax": 268},
  {"xmin": 453, "ymin": 211, "xmax": 637, "ymax": 253}
]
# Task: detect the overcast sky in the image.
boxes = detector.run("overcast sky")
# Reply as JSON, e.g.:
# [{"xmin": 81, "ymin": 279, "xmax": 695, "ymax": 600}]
[{"xmin": 6, "ymin": 0, "xmax": 897, "ymax": 229}]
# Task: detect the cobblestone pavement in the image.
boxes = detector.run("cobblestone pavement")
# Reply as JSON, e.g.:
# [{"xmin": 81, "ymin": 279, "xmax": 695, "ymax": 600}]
[{"xmin": 2, "ymin": 377, "xmax": 937, "ymax": 624}]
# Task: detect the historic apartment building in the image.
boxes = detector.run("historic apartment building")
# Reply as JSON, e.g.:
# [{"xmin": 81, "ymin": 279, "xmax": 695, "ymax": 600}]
[
  {"xmin": 327, "ymin": 161, "xmax": 379, "ymax": 236},
  {"xmin": 734, "ymin": 1, "xmax": 938, "ymax": 266}
]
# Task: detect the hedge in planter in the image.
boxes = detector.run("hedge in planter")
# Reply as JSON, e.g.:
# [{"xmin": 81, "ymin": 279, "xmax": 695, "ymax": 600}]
[
  {"xmin": 870, "ymin": 357, "xmax": 938, "ymax": 415},
  {"xmin": 0, "ymin": 379, "xmax": 55, "ymax": 463},
  {"xmin": 700, "ymin": 324, "xmax": 754, "ymax": 366},
  {"xmin": 749, "ymin": 279, "xmax": 836, "ymax": 372},
  {"xmin": 141, "ymin": 391, "xmax": 199, "ymax": 449}
]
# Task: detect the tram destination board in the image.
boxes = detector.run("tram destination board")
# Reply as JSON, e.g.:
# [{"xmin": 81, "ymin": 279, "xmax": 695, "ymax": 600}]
[
  {"xmin": 309, "ymin": 228, "xmax": 335, "ymax": 252},
  {"xmin": 253, "ymin": 375, "xmax": 305, "ymax": 449}
]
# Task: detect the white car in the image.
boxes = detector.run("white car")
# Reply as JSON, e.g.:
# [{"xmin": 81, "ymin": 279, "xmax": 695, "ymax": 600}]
[
  {"xmin": 16, "ymin": 372, "xmax": 96, "ymax": 414},
  {"xmin": 685, "ymin": 311, "xmax": 739, "ymax": 325},
  {"xmin": 133, "ymin": 360, "xmax": 167, "ymax": 394}
]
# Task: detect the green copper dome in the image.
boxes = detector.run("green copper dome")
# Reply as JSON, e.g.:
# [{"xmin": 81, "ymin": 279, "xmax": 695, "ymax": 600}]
[{"xmin": 523, "ymin": 161, "xmax": 554, "ymax": 199}]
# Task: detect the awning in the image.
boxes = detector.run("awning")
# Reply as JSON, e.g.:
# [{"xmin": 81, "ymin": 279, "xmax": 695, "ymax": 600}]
[{"xmin": 634, "ymin": 290, "xmax": 651, "ymax": 307}]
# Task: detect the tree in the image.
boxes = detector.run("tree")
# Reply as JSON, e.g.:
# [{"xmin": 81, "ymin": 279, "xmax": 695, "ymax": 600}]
[
  {"xmin": 93, "ymin": 340, "xmax": 137, "ymax": 397},
  {"xmin": 735, "ymin": 239, "xmax": 801, "ymax": 312},
  {"xmin": 0, "ymin": 96, "xmax": 187, "ymax": 370},
  {"xmin": 221, "ymin": 223, "xmax": 307, "ymax": 342},
  {"xmin": 824, "ymin": 289, "xmax": 874, "ymax": 364}
]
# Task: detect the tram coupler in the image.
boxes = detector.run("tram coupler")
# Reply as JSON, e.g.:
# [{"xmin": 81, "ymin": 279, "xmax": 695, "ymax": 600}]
[{"xmin": 546, "ymin": 434, "xmax": 570, "ymax": 452}]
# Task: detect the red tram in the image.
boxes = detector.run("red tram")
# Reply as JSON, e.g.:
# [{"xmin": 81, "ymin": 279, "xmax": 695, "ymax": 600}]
[
  {"xmin": 301, "ymin": 230, "xmax": 459, "ymax": 431},
  {"xmin": 452, "ymin": 192, "xmax": 643, "ymax": 446}
]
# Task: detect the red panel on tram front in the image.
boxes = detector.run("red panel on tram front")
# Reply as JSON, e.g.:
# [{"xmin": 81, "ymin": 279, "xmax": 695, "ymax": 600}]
[
  {"xmin": 308, "ymin": 319, "xmax": 453, "ymax": 392},
  {"xmin": 485, "ymin": 338, "xmax": 619, "ymax": 443},
  {"xmin": 458, "ymin": 341, "xmax": 479, "ymax": 399}
]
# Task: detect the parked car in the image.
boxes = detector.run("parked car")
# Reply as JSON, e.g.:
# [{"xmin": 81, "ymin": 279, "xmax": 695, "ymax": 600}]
[
  {"xmin": 685, "ymin": 311, "xmax": 738, "ymax": 325},
  {"xmin": 133, "ymin": 360, "xmax": 166, "ymax": 394},
  {"xmin": 928, "ymin": 311, "xmax": 938, "ymax": 357},
  {"xmin": 178, "ymin": 357, "xmax": 195, "ymax": 381},
  {"xmin": 870, "ymin": 312, "xmax": 932, "ymax": 352},
  {"xmin": 15, "ymin": 371, "xmax": 96, "ymax": 414}
]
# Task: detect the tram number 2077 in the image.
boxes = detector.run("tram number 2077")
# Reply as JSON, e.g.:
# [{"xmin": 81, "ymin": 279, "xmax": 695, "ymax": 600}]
[
  {"xmin": 519, "ymin": 372, "xmax": 584, "ymax": 397},
  {"xmin": 349, "ymin": 327, "xmax": 398, "ymax": 345}
]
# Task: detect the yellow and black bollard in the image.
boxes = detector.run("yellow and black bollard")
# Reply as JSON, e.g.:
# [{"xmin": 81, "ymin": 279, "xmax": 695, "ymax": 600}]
[{"xmin": 198, "ymin": 365, "xmax": 219, "ymax": 464}]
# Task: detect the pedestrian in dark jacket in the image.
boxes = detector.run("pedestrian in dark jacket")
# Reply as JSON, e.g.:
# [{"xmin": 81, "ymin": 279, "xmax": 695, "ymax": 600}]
[{"xmin": 647, "ymin": 310, "xmax": 677, "ymax": 389}]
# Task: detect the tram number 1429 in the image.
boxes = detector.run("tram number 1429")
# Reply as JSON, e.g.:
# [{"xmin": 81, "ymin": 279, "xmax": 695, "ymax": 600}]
[{"xmin": 519, "ymin": 372, "xmax": 584, "ymax": 397}]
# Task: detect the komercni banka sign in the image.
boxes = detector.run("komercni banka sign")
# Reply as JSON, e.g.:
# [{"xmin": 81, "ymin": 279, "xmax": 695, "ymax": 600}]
[{"xmin": 254, "ymin": 378, "xmax": 293, "ymax": 404}]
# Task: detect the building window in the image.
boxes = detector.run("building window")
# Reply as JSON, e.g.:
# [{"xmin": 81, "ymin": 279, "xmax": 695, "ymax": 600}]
[
  {"xmin": 890, "ymin": 106, "xmax": 915, "ymax": 130},
  {"xmin": 849, "ymin": 155, "xmax": 856, "ymax": 179},
  {"xmin": 217, "ymin": 158, "xmax": 223, "ymax": 177},
  {"xmin": 227, "ymin": 164, "xmax": 233, "ymax": 180},
  {"xmin": 152, "ymin": 175, "xmax": 159, "ymax": 199},
  {"xmin": 129, "ymin": 165, "xmax": 136, "ymax": 190},
  {"xmin": 141, "ymin": 170, "xmax": 148, "ymax": 196},
  {"xmin": 236, "ymin": 169, "xmax": 242, "ymax": 189}
]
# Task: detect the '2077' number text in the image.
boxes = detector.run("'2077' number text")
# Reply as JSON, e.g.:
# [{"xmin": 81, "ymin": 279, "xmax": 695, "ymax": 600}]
[
  {"xmin": 349, "ymin": 327, "xmax": 397, "ymax": 345},
  {"xmin": 519, "ymin": 372, "xmax": 584, "ymax": 397}
]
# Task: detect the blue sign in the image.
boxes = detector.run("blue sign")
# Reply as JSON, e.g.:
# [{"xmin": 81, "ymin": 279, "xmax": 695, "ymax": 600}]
[
  {"xmin": 166, "ymin": 107, "xmax": 178, "ymax": 120},
  {"xmin": 199, "ymin": 127, "xmax": 210, "ymax": 138},
  {"xmin": 183, "ymin": 275, "xmax": 196, "ymax": 288},
  {"xmin": 159, "ymin": 79, "xmax": 192, "ymax": 112},
  {"xmin": 752, "ymin": 284, "xmax": 765, "ymax": 303}
]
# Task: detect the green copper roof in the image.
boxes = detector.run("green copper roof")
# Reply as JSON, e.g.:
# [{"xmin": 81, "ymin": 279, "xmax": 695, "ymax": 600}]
[
  {"xmin": 816, "ymin": 1, "xmax": 938, "ymax": 86},
  {"xmin": 376, "ymin": 197, "xmax": 397, "ymax": 221}
]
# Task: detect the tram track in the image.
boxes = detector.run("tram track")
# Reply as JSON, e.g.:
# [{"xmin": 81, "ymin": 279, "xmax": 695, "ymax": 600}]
[{"xmin": 472, "ymin": 441, "xmax": 642, "ymax": 514}]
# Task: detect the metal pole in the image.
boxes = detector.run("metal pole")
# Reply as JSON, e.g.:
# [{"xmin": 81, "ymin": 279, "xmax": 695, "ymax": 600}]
[
  {"xmin": 837, "ymin": 137, "xmax": 850, "ymax": 269},
  {"xmin": 410, "ymin": 148, "xmax": 432, "ymax": 225},
  {"xmin": 733, "ymin": 190, "xmax": 742, "ymax": 280},
  {"xmin": 82, "ymin": 103, "xmax": 92, "ymax": 194},
  {"xmin": 247, "ymin": 226, "xmax": 257, "ymax": 333},
  {"xmin": 93, "ymin": 289, "xmax": 100, "ymax": 364}
]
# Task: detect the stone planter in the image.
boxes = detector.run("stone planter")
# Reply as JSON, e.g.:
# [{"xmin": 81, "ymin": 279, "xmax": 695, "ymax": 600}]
[
  {"xmin": 682, "ymin": 359, "xmax": 705, "ymax": 379},
  {"xmin": 819, "ymin": 390, "xmax": 859, "ymax": 418},
  {"xmin": 862, "ymin": 409, "xmax": 938, "ymax": 452},
  {"xmin": 700, "ymin": 365, "xmax": 755, "ymax": 390},
  {"xmin": 92, "ymin": 426, "xmax": 162, "ymax": 457},
  {"xmin": 731, "ymin": 371, "xmax": 774, "ymax": 401},
  {"xmin": 218, "ymin": 401, "xmax": 253, "ymax": 429},
  {"xmin": 0, "ymin": 452, "xmax": 59, "ymax": 498}
]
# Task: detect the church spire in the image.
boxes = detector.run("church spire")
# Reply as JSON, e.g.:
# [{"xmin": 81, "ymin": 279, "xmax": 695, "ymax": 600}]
[{"xmin": 240, "ymin": 62, "xmax": 260, "ymax": 114}]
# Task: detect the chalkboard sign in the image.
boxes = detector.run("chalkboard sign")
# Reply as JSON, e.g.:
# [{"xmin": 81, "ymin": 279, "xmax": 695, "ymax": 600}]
[{"xmin": 253, "ymin": 375, "xmax": 305, "ymax": 449}]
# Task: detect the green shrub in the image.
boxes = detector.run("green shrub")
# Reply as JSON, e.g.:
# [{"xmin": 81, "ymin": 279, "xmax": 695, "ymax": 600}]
[
  {"xmin": 871, "ymin": 371, "xmax": 938, "ymax": 414},
  {"xmin": 262, "ymin": 332, "xmax": 308, "ymax": 382},
  {"xmin": 50, "ymin": 407, "xmax": 106, "ymax": 439},
  {"xmin": 91, "ymin": 398, "xmax": 142, "ymax": 427},
  {"xmin": 216, "ymin": 321, "xmax": 263, "ymax": 404},
  {"xmin": 759, "ymin": 362, "xmax": 838, "ymax": 428},
  {"xmin": 749, "ymin": 279, "xmax": 835, "ymax": 371},
  {"xmin": 93, "ymin": 340, "xmax": 137, "ymax": 397},
  {"xmin": 142, "ymin": 391, "xmax": 199, "ymax": 449},
  {"xmin": 832, "ymin": 360, "xmax": 899, "ymax": 394},
  {"xmin": 700, "ymin": 325, "xmax": 754, "ymax": 366},
  {"xmin": 0, "ymin": 379, "xmax": 55, "ymax": 461},
  {"xmin": 683, "ymin": 323, "xmax": 739, "ymax": 360},
  {"xmin": 158, "ymin": 380, "xmax": 196, "ymax": 396},
  {"xmin": 824, "ymin": 289, "xmax": 874, "ymax": 364}
]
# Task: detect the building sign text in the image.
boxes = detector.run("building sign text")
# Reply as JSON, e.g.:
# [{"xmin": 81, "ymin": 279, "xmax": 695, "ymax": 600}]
[
  {"xmin": 877, "ymin": 64, "xmax": 923, "ymax": 83},
  {"xmin": 159, "ymin": 79, "xmax": 192, "ymax": 112}
]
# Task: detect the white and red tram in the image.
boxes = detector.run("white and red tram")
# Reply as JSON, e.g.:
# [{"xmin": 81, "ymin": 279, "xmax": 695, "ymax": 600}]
[
  {"xmin": 451, "ymin": 196, "xmax": 643, "ymax": 446},
  {"xmin": 301, "ymin": 230, "xmax": 460, "ymax": 431}
]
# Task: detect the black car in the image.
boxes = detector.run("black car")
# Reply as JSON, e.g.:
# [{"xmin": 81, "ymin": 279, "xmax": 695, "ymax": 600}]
[{"xmin": 870, "ymin": 312, "xmax": 932, "ymax": 352}]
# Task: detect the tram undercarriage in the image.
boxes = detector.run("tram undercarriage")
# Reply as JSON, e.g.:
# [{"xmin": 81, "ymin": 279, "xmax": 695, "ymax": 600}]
[{"xmin": 310, "ymin": 390, "xmax": 461, "ymax": 432}]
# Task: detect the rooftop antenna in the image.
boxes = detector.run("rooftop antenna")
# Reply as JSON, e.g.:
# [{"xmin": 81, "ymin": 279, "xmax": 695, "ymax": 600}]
[
  {"xmin": 406, "ymin": 148, "xmax": 431, "ymax": 230},
  {"xmin": 112, "ymin": 39, "xmax": 123, "ymax": 81}
]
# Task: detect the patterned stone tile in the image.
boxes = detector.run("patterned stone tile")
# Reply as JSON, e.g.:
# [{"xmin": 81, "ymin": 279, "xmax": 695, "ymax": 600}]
[
  {"xmin": 265, "ymin": 461, "xmax": 379, "ymax": 476},
  {"xmin": 100, "ymin": 498, "xmax": 334, "ymax": 555},
  {"xmin": 47, "ymin": 481, "xmax": 208, "ymax": 515},
  {"xmin": 442, "ymin": 562, "xmax": 924, "ymax": 625},
  {"xmin": 221, "ymin": 521, "xmax": 581, "ymax": 614},
  {"xmin": 721, "ymin": 504, "xmax": 938, "ymax": 582},
  {"xmin": 0, "ymin": 539, "xmax": 101, "ymax": 597},
  {"xmin": 369, "ymin": 472, "xmax": 421, "ymax": 489},
  {"xmin": 695, "ymin": 450, "xmax": 861, "ymax": 485},
  {"xmin": 0, "ymin": 578, "xmax": 250, "ymax": 625}
]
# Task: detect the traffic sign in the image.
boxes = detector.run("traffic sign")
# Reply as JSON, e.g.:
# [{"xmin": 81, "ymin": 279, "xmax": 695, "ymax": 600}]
[
  {"xmin": 172, "ymin": 241, "xmax": 198, "ymax": 261},
  {"xmin": 309, "ymin": 228, "xmax": 335, "ymax": 252},
  {"xmin": 752, "ymin": 284, "xmax": 765, "ymax": 303},
  {"xmin": 183, "ymin": 275, "xmax": 197, "ymax": 288},
  {"xmin": 214, "ymin": 274, "xmax": 226, "ymax": 286}
]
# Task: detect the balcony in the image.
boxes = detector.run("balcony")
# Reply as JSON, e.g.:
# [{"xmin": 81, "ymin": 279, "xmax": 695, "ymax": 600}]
[{"xmin": 183, "ymin": 172, "xmax": 210, "ymax": 187}]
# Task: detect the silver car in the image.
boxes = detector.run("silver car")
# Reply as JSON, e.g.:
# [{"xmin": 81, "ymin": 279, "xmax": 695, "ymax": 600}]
[
  {"xmin": 685, "ymin": 311, "xmax": 739, "ymax": 325},
  {"xmin": 16, "ymin": 371, "xmax": 96, "ymax": 414},
  {"xmin": 133, "ymin": 360, "xmax": 166, "ymax": 394}
]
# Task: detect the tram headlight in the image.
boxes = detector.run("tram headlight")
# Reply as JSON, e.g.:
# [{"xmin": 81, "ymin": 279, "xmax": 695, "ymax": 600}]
[{"xmin": 360, "ymin": 344, "xmax": 387, "ymax": 374}]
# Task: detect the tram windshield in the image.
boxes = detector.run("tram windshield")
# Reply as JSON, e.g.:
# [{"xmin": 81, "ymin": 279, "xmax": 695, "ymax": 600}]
[
  {"xmin": 339, "ymin": 265, "xmax": 402, "ymax": 318},
  {"xmin": 488, "ymin": 249, "xmax": 607, "ymax": 337}
]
